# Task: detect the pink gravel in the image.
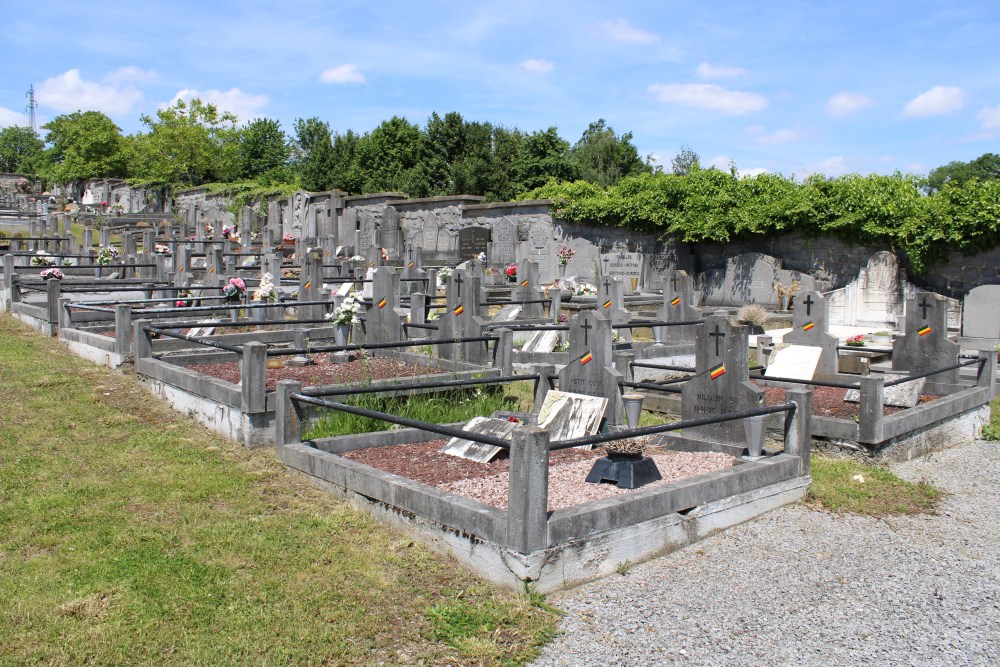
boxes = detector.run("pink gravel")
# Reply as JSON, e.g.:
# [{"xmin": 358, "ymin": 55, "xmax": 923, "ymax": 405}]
[{"xmin": 439, "ymin": 449, "xmax": 734, "ymax": 511}]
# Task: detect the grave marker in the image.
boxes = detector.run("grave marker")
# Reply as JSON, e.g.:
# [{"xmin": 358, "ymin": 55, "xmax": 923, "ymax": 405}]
[
  {"xmin": 781, "ymin": 290, "xmax": 840, "ymax": 376},
  {"xmin": 892, "ymin": 291, "xmax": 959, "ymax": 386},
  {"xmin": 558, "ymin": 310, "xmax": 624, "ymax": 425}
]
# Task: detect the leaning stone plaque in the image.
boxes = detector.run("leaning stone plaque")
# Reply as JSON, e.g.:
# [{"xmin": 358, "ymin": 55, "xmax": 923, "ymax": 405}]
[
  {"xmin": 440, "ymin": 416, "xmax": 521, "ymax": 463},
  {"xmin": 843, "ymin": 374, "xmax": 926, "ymax": 409},
  {"xmin": 537, "ymin": 390, "xmax": 608, "ymax": 449},
  {"xmin": 764, "ymin": 345, "xmax": 822, "ymax": 381}
]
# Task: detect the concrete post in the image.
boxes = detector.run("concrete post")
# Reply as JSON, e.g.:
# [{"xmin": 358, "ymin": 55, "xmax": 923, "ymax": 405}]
[
  {"xmin": 534, "ymin": 363, "xmax": 555, "ymax": 412},
  {"xmin": 58, "ymin": 296, "xmax": 72, "ymax": 330},
  {"xmin": 46, "ymin": 278, "xmax": 61, "ymax": 329},
  {"xmin": 495, "ymin": 328, "xmax": 513, "ymax": 375},
  {"xmin": 783, "ymin": 387, "xmax": 813, "ymax": 475},
  {"xmin": 2, "ymin": 254, "xmax": 14, "ymax": 290},
  {"xmin": 858, "ymin": 376, "xmax": 884, "ymax": 444},
  {"xmin": 613, "ymin": 351, "xmax": 632, "ymax": 381},
  {"xmin": 978, "ymin": 350, "xmax": 998, "ymax": 399},
  {"xmin": 274, "ymin": 380, "xmax": 303, "ymax": 453},
  {"xmin": 133, "ymin": 319, "xmax": 152, "ymax": 360},
  {"xmin": 241, "ymin": 342, "xmax": 268, "ymax": 413},
  {"xmin": 114, "ymin": 304, "xmax": 133, "ymax": 359},
  {"xmin": 410, "ymin": 292, "xmax": 427, "ymax": 326},
  {"xmin": 507, "ymin": 425, "xmax": 550, "ymax": 553},
  {"xmin": 550, "ymin": 288, "xmax": 562, "ymax": 323}
]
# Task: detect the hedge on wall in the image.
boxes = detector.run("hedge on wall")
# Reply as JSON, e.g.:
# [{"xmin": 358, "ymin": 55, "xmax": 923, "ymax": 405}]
[{"xmin": 523, "ymin": 169, "xmax": 1000, "ymax": 275}]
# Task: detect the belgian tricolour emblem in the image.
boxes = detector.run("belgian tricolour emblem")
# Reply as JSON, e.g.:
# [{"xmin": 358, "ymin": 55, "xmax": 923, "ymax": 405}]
[
  {"xmin": 603, "ymin": 300, "xmax": 612, "ymax": 309},
  {"xmin": 670, "ymin": 297, "xmax": 681, "ymax": 306},
  {"xmin": 304, "ymin": 281, "xmax": 311, "ymax": 290},
  {"xmin": 918, "ymin": 326, "xmax": 932, "ymax": 336},
  {"xmin": 580, "ymin": 351, "xmax": 593, "ymax": 366},
  {"xmin": 520, "ymin": 279, "xmax": 529, "ymax": 287},
  {"xmin": 802, "ymin": 321, "xmax": 815, "ymax": 332},
  {"xmin": 710, "ymin": 364, "xmax": 726, "ymax": 380},
  {"xmin": 377, "ymin": 298, "xmax": 387, "ymax": 309},
  {"xmin": 454, "ymin": 305, "xmax": 464, "ymax": 316}
]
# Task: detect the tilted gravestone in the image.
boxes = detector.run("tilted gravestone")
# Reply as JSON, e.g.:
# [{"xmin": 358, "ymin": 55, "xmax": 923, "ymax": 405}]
[
  {"xmin": 781, "ymin": 290, "xmax": 839, "ymax": 377},
  {"xmin": 656, "ymin": 270, "xmax": 700, "ymax": 344},
  {"xmin": 681, "ymin": 311, "xmax": 764, "ymax": 445},
  {"xmin": 558, "ymin": 310, "xmax": 624, "ymax": 426},
  {"xmin": 892, "ymin": 291, "xmax": 959, "ymax": 386},
  {"xmin": 597, "ymin": 275, "xmax": 631, "ymax": 343},
  {"xmin": 365, "ymin": 267, "xmax": 405, "ymax": 344}
]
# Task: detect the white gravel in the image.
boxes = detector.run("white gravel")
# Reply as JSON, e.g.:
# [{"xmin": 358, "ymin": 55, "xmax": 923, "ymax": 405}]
[{"xmin": 531, "ymin": 439, "xmax": 1000, "ymax": 667}]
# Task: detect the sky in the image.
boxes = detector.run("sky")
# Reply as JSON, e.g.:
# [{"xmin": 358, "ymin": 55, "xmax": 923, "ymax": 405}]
[{"xmin": 2, "ymin": 0, "xmax": 999, "ymax": 179}]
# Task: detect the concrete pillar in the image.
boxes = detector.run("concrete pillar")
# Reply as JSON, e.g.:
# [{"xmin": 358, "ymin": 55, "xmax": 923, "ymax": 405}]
[
  {"xmin": 495, "ymin": 328, "xmax": 513, "ymax": 375},
  {"xmin": 858, "ymin": 376, "xmax": 884, "ymax": 444},
  {"xmin": 133, "ymin": 319, "xmax": 152, "ymax": 360},
  {"xmin": 978, "ymin": 350, "xmax": 998, "ymax": 399},
  {"xmin": 46, "ymin": 278, "xmax": 61, "ymax": 329},
  {"xmin": 274, "ymin": 380, "xmax": 303, "ymax": 453},
  {"xmin": 784, "ymin": 387, "xmax": 813, "ymax": 476},
  {"xmin": 241, "ymin": 342, "xmax": 268, "ymax": 414},
  {"xmin": 114, "ymin": 304, "xmax": 133, "ymax": 359},
  {"xmin": 507, "ymin": 425, "xmax": 550, "ymax": 553},
  {"xmin": 58, "ymin": 296, "xmax": 72, "ymax": 330},
  {"xmin": 534, "ymin": 364, "xmax": 555, "ymax": 412},
  {"xmin": 550, "ymin": 288, "xmax": 562, "ymax": 323}
]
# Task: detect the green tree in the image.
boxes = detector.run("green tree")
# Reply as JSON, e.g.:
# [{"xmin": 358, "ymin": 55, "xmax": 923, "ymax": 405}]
[
  {"xmin": 329, "ymin": 129, "xmax": 363, "ymax": 193},
  {"xmin": 36, "ymin": 111, "xmax": 129, "ymax": 183},
  {"xmin": 671, "ymin": 145, "xmax": 701, "ymax": 175},
  {"xmin": 570, "ymin": 118, "xmax": 650, "ymax": 187},
  {"xmin": 236, "ymin": 118, "xmax": 291, "ymax": 182},
  {"xmin": 355, "ymin": 116, "xmax": 427, "ymax": 195},
  {"xmin": 292, "ymin": 117, "xmax": 335, "ymax": 192},
  {"xmin": 927, "ymin": 152, "xmax": 1000, "ymax": 191},
  {"xmin": 131, "ymin": 98, "xmax": 239, "ymax": 186},
  {"xmin": 521, "ymin": 127, "xmax": 577, "ymax": 190},
  {"xmin": 0, "ymin": 126, "xmax": 44, "ymax": 174}
]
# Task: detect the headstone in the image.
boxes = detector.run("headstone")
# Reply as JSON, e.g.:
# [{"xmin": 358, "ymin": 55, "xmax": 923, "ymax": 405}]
[
  {"xmin": 489, "ymin": 217, "xmax": 516, "ymax": 266},
  {"xmin": 699, "ymin": 252, "xmax": 815, "ymax": 308},
  {"xmin": 512, "ymin": 260, "xmax": 544, "ymax": 319},
  {"xmin": 440, "ymin": 416, "xmax": 522, "ymax": 462},
  {"xmin": 601, "ymin": 251, "xmax": 643, "ymax": 294},
  {"xmin": 381, "ymin": 207, "xmax": 400, "ymax": 256},
  {"xmin": 892, "ymin": 291, "xmax": 960, "ymax": 386},
  {"xmin": 597, "ymin": 275, "xmax": 631, "ymax": 343},
  {"xmin": 781, "ymin": 290, "xmax": 840, "ymax": 376},
  {"xmin": 558, "ymin": 310, "xmax": 624, "ymax": 425},
  {"xmin": 366, "ymin": 268, "xmax": 405, "ymax": 344},
  {"xmin": 491, "ymin": 304, "xmax": 522, "ymax": 323},
  {"xmin": 962, "ymin": 285, "xmax": 1000, "ymax": 339},
  {"xmin": 458, "ymin": 226, "xmax": 491, "ymax": 262},
  {"xmin": 857, "ymin": 251, "xmax": 903, "ymax": 328},
  {"xmin": 656, "ymin": 270, "xmax": 700, "ymax": 344},
  {"xmin": 844, "ymin": 374, "xmax": 926, "ymax": 409},
  {"xmin": 681, "ymin": 311, "xmax": 764, "ymax": 444},
  {"xmin": 557, "ymin": 237, "xmax": 600, "ymax": 283},
  {"xmin": 359, "ymin": 210, "xmax": 377, "ymax": 250},
  {"xmin": 522, "ymin": 330, "xmax": 559, "ymax": 353},
  {"xmin": 537, "ymin": 390, "xmax": 607, "ymax": 442},
  {"xmin": 764, "ymin": 345, "xmax": 823, "ymax": 381}
]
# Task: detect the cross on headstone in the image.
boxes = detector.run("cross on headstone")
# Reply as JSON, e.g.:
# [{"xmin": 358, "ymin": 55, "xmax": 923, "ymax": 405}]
[
  {"xmin": 710, "ymin": 324, "xmax": 725, "ymax": 357},
  {"xmin": 919, "ymin": 297, "xmax": 929, "ymax": 320},
  {"xmin": 803, "ymin": 294, "xmax": 815, "ymax": 316},
  {"xmin": 582, "ymin": 319, "xmax": 592, "ymax": 346},
  {"xmin": 603, "ymin": 276, "xmax": 613, "ymax": 292},
  {"xmin": 670, "ymin": 274, "xmax": 678, "ymax": 292},
  {"xmin": 454, "ymin": 272, "xmax": 463, "ymax": 297}
]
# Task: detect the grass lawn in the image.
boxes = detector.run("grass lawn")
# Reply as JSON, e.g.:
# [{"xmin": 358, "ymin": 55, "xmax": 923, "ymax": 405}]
[
  {"xmin": 807, "ymin": 456, "xmax": 941, "ymax": 516},
  {"xmin": 0, "ymin": 314, "xmax": 556, "ymax": 666}
]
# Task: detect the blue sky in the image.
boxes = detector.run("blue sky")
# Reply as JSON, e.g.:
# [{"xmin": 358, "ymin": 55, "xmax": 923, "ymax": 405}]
[{"xmin": 2, "ymin": 0, "xmax": 998, "ymax": 179}]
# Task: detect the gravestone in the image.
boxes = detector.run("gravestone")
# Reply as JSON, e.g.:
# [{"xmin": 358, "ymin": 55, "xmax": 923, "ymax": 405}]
[
  {"xmin": 844, "ymin": 374, "xmax": 926, "ymax": 409},
  {"xmin": 381, "ymin": 207, "xmax": 400, "ymax": 256},
  {"xmin": 536, "ymin": 390, "xmax": 607, "ymax": 443},
  {"xmin": 681, "ymin": 311, "xmax": 764, "ymax": 444},
  {"xmin": 458, "ymin": 227, "xmax": 491, "ymax": 262},
  {"xmin": 512, "ymin": 260, "xmax": 545, "ymax": 319},
  {"xmin": 522, "ymin": 330, "xmax": 559, "ymax": 353},
  {"xmin": 491, "ymin": 304, "xmax": 522, "ymax": 324},
  {"xmin": 892, "ymin": 291, "xmax": 959, "ymax": 386},
  {"xmin": 699, "ymin": 252, "xmax": 815, "ymax": 307},
  {"xmin": 597, "ymin": 275, "xmax": 631, "ymax": 343},
  {"xmin": 422, "ymin": 218, "xmax": 440, "ymax": 252},
  {"xmin": 601, "ymin": 251, "xmax": 643, "ymax": 294},
  {"xmin": 400, "ymin": 244, "xmax": 427, "ymax": 296},
  {"xmin": 366, "ymin": 268, "xmax": 405, "ymax": 344},
  {"xmin": 488, "ymin": 217, "xmax": 516, "ymax": 266},
  {"xmin": 781, "ymin": 290, "xmax": 839, "ymax": 376},
  {"xmin": 558, "ymin": 237, "xmax": 601, "ymax": 283},
  {"xmin": 962, "ymin": 285, "xmax": 1000, "ymax": 339},
  {"xmin": 440, "ymin": 416, "xmax": 521, "ymax": 462},
  {"xmin": 632, "ymin": 354, "xmax": 695, "ymax": 383},
  {"xmin": 857, "ymin": 251, "xmax": 903, "ymax": 328},
  {"xmin": 359, "ymin": 210, "xmax": 377, "ymax": 250},
  {"xmin": 558, "ymin": 310, "xmax": 624, "ymax": 425},
  {"xmin": 764, "ymin": 345, "xmax": 823, "ymax": 381},
  {"xmin": 656, "ymin": 270, "xmax": 700, "ymax": 344}
]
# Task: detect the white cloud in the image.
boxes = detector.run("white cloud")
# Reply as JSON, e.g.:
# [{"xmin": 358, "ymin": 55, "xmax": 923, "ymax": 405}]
[
  {"xmin": 0, "ymin": 107, "xmax": 29, "ymax": 128},
  {"xmin": 696, "ymin": 62, "xmax": 745, "ymax": 79},
  {"xmin": 707, "ymin": 155, "xmax": 733, "ymax": 170},
  {"xmin": 518, "ymin": 59, "xmax": 554, "ymax": 74},
  {"xmin": 35, "ymin": 68, "xmax": 144, "ymax": 115},
  {"xmin": 740, "ymin": 167, "xmax": 768, "ymax": 178},
  {"xmin": 598, "ymin": 18, "xmax": 659, "ymax": 44},
  {"xmin": 826, "ymin": 91, "xmax": 873, "ymax": 117},
  {"xmin": 977, "ymin": 104, "xmax": 1000, "ymax": 129},
  {"xmin": 901, "ymin": 86, "xmax": 964, "ymax": 118},
  {"xmin": 319, "ymin": 64, "xmax": 365, "ymax": 84},
  {"xmin": 801, "ymin": 156, "xmax": 850, "ymax": 177},
  {"xmin": 648, "ymin": 83, "xmax": 767, "ymax": 115},
  {"xmin": 168, "ymin": 88, "xmax": 269, "ymax": 123},
  {"xmin": 755, "ymin": 125, "xmax": 805, "ymax": 145},
  {"xmin": 103, "ymin": 66, "xmax": 157, "ymax": 85}
]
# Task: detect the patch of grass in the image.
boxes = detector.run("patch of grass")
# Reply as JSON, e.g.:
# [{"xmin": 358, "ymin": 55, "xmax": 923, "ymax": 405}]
[
  {"xmin": 807, "ymin": 456, "xmax": 941, "ymax": 516},
  {"xmin": 0, "ymin": 314, "xmax": 557, "ymax": 665},
  {"xmin": 982, "ymin": 397, "xmax": 1000, "ymax": 441}
]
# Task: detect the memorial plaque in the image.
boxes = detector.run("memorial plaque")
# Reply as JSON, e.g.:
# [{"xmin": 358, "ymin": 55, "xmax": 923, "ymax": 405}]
[
  {"xmin": 490, "ymin": 217, "xmax": 516, "ymax": 265},
  {"xmin": 537, "ymin": 390, "xmax": 607, "ymax": 444},
  {"xmin": 601, "ymin": 251, "xmax": 643, "ymax": 294},
  {"xmin": 458, "ymin": 226, "xmax": 491, "ymax": 261},
  {"xmin": 844, "ymin": 374, "xmax": 926, "ymax": 408},
  {"xmin": 440, "ymin": 416, "xmax": 520, "ymax": 463},
  {"xmin": 764, "ymin": 345, "xmax": 823, "ymax": 381}
]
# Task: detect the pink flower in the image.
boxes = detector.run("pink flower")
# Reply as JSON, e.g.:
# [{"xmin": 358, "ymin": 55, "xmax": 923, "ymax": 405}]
[{"xmin": 229, "ymin": 277, "xmax": 246, "ymax": 291}]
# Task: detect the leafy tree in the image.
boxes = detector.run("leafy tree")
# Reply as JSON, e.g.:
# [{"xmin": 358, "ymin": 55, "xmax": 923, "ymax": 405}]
[
  {"xmin": 0, "ymin": 126, "xmax": 44, "ymax": 174},
  {"xmin": 354, "ymin": 116, "xmax": 427, "ymax": 195},
  {"xmin": 293, "ymin": 117, "xmax": 335, "ymax": 192},
  {"xmin": 329, "ymin": 129, "xmax": 363, "ymax": 194},
  {"xmin": 236, "ymin": 118, "xmax": 291, "ymax": 181},
  {"xmin": 36, "ymin": 111, "xmax": 129, "ymax": 182},
  {"xmin": 671, "ymin": 145, "xmax": 701, "ymax": 175},
  {"xmin": 131, "ymin": 98, "xmax": 239, "ymax": 186},
  {"xmin": 423, "ymin": 111, "xmax": 468, "ymax": 195},
  {"xmin": 521, "ymin": 127, "xmax": 577, "ymax": 190},
  {"xmin": 927, "ymin": 152, "xmax": 1000, "ymax": 191},
  {"xmin": 570, "ymin": 118, "xmax": 650, "ymax": 187}
]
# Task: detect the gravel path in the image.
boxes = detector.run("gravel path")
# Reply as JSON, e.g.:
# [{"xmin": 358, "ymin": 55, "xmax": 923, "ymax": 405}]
[{"xmin": 531, "ymin": 440, "xmax": 1000, "ymax": 667}]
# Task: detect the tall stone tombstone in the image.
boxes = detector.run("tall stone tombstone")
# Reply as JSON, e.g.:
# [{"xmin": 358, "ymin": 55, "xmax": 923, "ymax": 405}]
[
  {"xmin": 782, "ymin": 290, "xmax": 840, "ymax": 377},
  {"xmin": 365, "ymin": 245, "xmax": 384, "ymax": 270},
  {"xmin": 656, "ymin": 270, "xmax": 700, "ymax": 344},
  {"xmin": 359, "ymin": 210, "xmax": 378, "ymax": 251},
  {"xmin": 558, "ymin": 310, "xmax": 624, "ymax": 426},
  {"xmin": 601, "ymin": 250, "xmax": 644, "ymax": 295},
  {"xmin": 681, "ymin": 311, "xmax": 763, "ymax": 445},
  {"xmin": 432, "ymin": 269, "xmax": 473, "ymax": 362},
  {"xmin": 962, "ymin": 285, "xmax": 1000, "ymax": 339},
  {"xmin": 597, "ymin": 275, "xmax": 631, "ymax": 342},
  {"xmin": 512, "ymin": 259, "xmax": 545, "ymax": 318},
  {"xmin": 338, "ymin": 208, "xmax": 358, "ymax": 251},
  {"xmin": 892, "ymin": 291, "xmax": 959, "ymax": 386},
  {"xmin": 366, "ymin": 268, "xmax": 405, "ymax": 344},
  {"xmin": 458, "ymin": 226, "xmax": 491, "ymax": 263},
  {"xmin": 380, "ymin": 207, "xmax": 401, "ymax": 257},
  {"xmin": 456, "ymin": 268, "xmax": 489, "ymax": 364},
  {"xmin": 489, "ymin": 217, "xmax": 516, "ymax": 267},
  {"xmin": 400, "ymin": 243, "xmax": 427, "ymax": 297},
  {"xmin": 857, "ymin": 251, "xmax": 903, "ymax": 329},
  {"xmin": 298, "ymin": 251, "xmax": 324, "ymax": 321}
]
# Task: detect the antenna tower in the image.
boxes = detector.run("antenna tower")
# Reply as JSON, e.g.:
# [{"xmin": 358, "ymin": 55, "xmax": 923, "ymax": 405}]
[{"xmin": 25, "ymin": 85, "xmax": 38, "ymax": 133}]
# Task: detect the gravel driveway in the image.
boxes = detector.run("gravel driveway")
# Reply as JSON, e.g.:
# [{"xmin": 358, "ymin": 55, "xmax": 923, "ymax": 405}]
[{"xmin": 531, "ymin": 440, "xmax": 1000, "ymax": 667}]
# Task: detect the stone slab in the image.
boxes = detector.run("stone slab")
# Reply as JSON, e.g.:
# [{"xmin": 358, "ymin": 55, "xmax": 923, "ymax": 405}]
[{"xmin": 764, "ymin": 345, "xmax": 823, "ymax": 381}]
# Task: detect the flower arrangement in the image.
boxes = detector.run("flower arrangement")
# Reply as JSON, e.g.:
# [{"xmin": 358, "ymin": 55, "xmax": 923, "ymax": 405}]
[
  {"xmin": 846, "ymin": 335, "xmax": 866, "ymax": 347},
  {"xmin": 437, "ymin": 266, "xmax": 454, "ymax": 287},
  {"xmin": 282, "ymin": 233, "xmax": 296, "ymax": 246},
  {"xmin": 222, "ymin": 277, "xmax": 247, "ymax": 302},
  {"xmin": 380, "ymin": 247, "xmax": 389, "ymax": 261},
  {"xmin": 476, "ymin": 251, "xmax": 487, "ymax": 264},
  {"xmin": 557, "ymin": 312, "xmax": 570, "ymax": 324},
  {"xmin": 573, "ymin": 282, "xmax": 597, "ymax": 296},
  {"xmin": 204, "ymin": 225, "xmax": 214, "ymax": 236},
  {"xmin": 736, "ymin": 304, "xmax": 768, "ymax": 328},
  {"xmin": 175, "ymin": 290, "xmax": 192, "ymax": 308},
  {"xmin": 31, "ymin": 250, "xmax": 55, "ymax": 267},
  {"xmin": 110, "ymin": 201, "xmax": 124, "ymax": 213},
  {"xmin": 252, "ymin": 273, "xmax": 278, "ymax": 302},
  {"xmin": 326, "ymin": 291, "xmax": 362, "ymax": 326},
  {"xmin": 154, "ymin": 244, "xmax": 171, "ymax": 254},
  {"xmin": 505, "ymin": 262, "xmax": 517, "ymax": 281},
  {"xmin": 39, "ymin": 268, "xmax": 64, "ymax": 280},
  {"xmin": 63, "ymin": 258, "xmax": 75, "ymax": 267},
  {"xmin": 557, "ymin": 246, "xmax": 576, "ymax": 265},
  {"xmin": 222, "ymin": 224, "xmax": 238, "ymax": 240},
  {"xmin": 349, "ymin": 255, "xmax": 365, "ymax": 262},
  {"xmin": 95, "ymin": 245, "xmax": 119, "ymax": 266}
]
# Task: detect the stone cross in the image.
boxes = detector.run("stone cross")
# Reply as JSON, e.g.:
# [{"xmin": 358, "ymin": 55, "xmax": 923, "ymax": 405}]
[{"xmin": 681, "ymin": 311, "xmax": 763, "ymax": 445}]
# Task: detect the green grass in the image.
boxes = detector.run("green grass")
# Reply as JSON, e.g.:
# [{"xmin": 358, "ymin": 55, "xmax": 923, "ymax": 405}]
[
  {"xmin": 982, "ymin": 397, "xmax": 1000, "ymax": 441},
  {"xmin": 807, "ymin": 456, "xmax": 941, "ymax": 516},
  {"xmin": 0, "ymin": 314, "xmax": 556, "ymax": 666},
  {"xmin": 304, "ymin": 384, "xmax": 530, "ymax": 439}
]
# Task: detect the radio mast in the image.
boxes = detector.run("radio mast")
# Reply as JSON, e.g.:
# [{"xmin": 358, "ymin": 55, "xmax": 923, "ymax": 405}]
[{"xmin": 25, "ymin": 85, "xmax": 38, "ymax": 133}]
